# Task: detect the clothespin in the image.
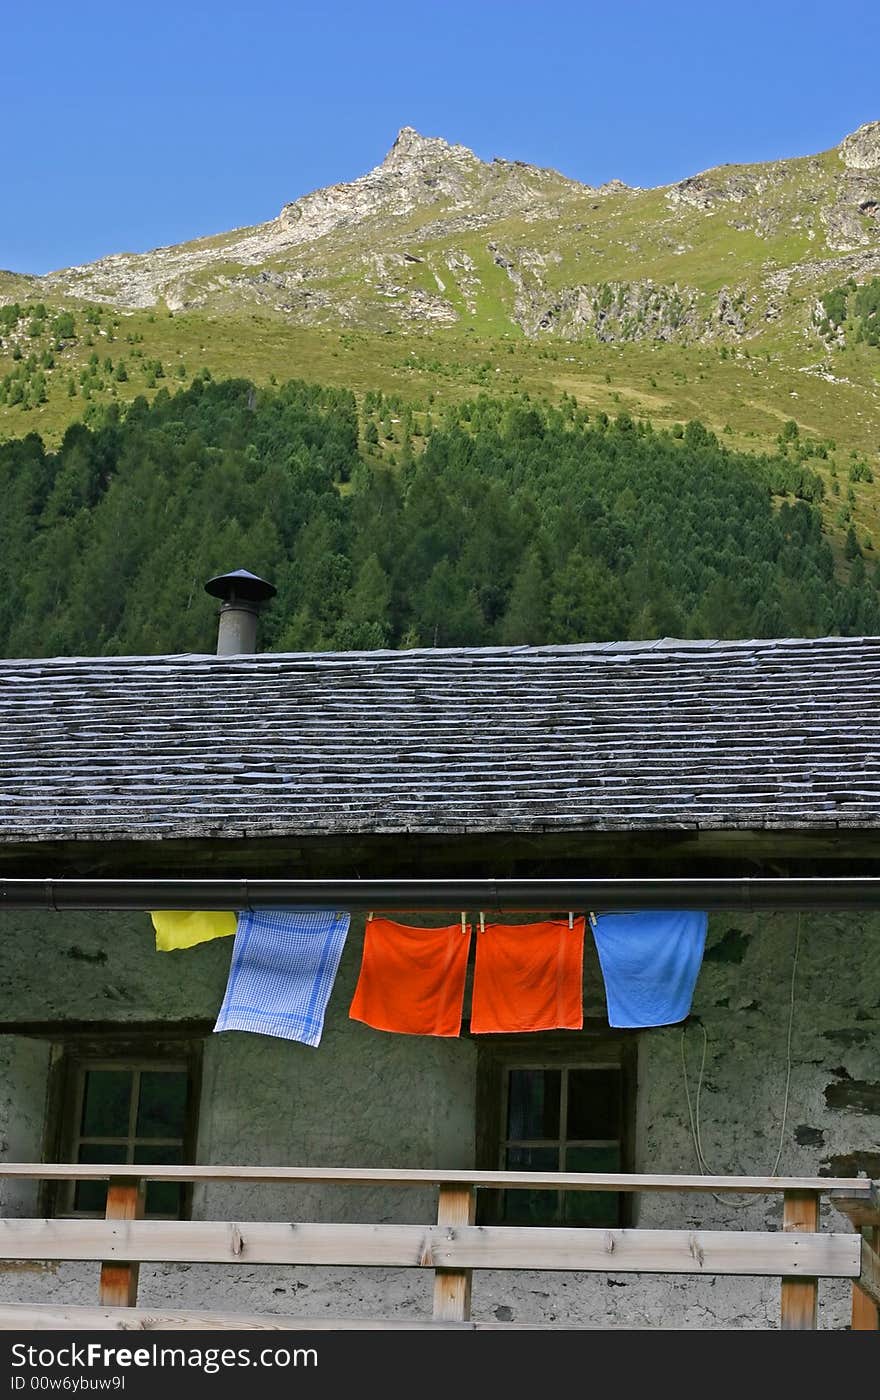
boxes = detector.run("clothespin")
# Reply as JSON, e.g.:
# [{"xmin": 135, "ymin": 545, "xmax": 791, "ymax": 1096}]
[
  {"xmin": 568, "ymin": 911, "xmax": 574, "ymax": 930},
  {"xmin": 588, "ymin": 911, "xmax": 597, "ymax": 930},
  {"xmin": 367, "ymin": 910, "xmax": 374, "ymax": 923},
  {"xmin": 461, "ymin": 911, "xmax": 467, "ymax": 935},
  {"xmin": 479, "ymin": 911, "xmax": 485, "ymax": 934}
]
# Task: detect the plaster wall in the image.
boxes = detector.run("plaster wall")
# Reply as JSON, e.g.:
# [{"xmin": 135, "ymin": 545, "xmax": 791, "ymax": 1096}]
[{"xmin": 0, "ymin": 909, "xmax": 876, "ymax": 1328}]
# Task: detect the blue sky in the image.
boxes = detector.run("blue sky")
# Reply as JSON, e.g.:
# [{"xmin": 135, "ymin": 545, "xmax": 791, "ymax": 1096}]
[{"xmin": 3, "ymin": 0, "xmax": 879, "ymax": 274}]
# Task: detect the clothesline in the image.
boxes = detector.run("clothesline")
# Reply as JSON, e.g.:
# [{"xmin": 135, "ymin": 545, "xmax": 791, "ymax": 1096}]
[
  {"xmin": 150, "ymin": 909, "xmax": 709, "ymax": 1049},
  {"xmin": 151, "ymin": 906, "xmax": 680, "ymax": 950}
]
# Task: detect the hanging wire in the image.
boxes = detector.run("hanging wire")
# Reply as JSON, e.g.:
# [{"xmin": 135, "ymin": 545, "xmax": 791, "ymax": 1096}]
[
  {"xmin": 681, "ymin": 1023, "xmax": 712, "ymax": 1173},
  {"xmin": 680, "ymin": 911, "xmax": 802, "ymax": 1187},
  {"xmin": 770, "ymin": 911, "xmax": 801, "ymax": 1177}
]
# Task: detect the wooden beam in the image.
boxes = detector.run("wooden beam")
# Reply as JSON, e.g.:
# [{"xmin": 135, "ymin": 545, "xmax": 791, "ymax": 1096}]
[
  {"xmin": 1, "ymin": 821, "xmax": 879, "ymax": 883},
  {"xmin": 426, "ymin": 1226, "xmax": 857, "ymax": 1277},
  {"xmin": 831, "ymin": 1182, "xmax": 880, "ymax": 1230},
  {"xmin": 0, "ymin": 1220, "xmax": 428, "ymax": 1267},
  {"xmin": 0, "ymin": 1163, "xmax": 868, "ymax": 1195},
  {"xmin": 852, "ymin": 1229, "xmax": 880, "ymax": 1330},
  {"xmin": 433, "ymin": 1185, "xmax": 475, "ymax": 1322},
  {"xmin": 98, "ymin": 1179, "xmax": 143, "ymax": 1308},
  {"xmin": 780, "ymin": 1190, "xmax": 819, "ymax": 1330},
  {"xmin": 0, "ymin": 1220, "xmax": 859, "ymax": 1277},
  {"xmin": 0, "ymin": 1304, "xmax": 659, "ymax": 1331}
]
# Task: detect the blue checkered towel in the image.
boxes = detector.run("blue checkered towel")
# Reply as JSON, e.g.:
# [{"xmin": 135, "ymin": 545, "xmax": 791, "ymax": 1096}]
[{"xmin": 213, "ymin": 910, "xmax": 350, "ymax": 1046}]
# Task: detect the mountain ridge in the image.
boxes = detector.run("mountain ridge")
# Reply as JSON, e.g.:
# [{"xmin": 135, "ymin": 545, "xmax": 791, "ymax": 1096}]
[
  {"xmin": 11, "ymin": 119, "xmax": 873, "ymax": 364},
  {"xmin": 32, "ymin": 124, "xmax": 595, "ymax": 310},
  {"xmin": 3, "ymin": 118, "xmax": 880, "ymax": 554},
  {"xmin": 19, "ymin": 119, "xmax": 877, "ymax": 308}
]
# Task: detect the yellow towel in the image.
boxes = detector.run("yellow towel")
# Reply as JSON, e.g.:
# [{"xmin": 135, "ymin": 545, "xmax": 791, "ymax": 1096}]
[{"xmin": 151, "ymin": 910, "xmax": 238, "ymax": 952}]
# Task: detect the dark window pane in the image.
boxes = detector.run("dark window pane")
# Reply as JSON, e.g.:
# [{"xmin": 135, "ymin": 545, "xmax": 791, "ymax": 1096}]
[
  {"xmin": 505, "ymin": 1145, "xmax": 559, "ymax": 1172},
  {"xmin": 80, "ymin": 1070, "xmax": 132, "ymax": 1138},
  {"xmin": 563, "ymin": 1190, "xmax": 621, "ymax": 1226},
  {"xmin": 565, "ymin": 1144, "xmax": 621, "ymax": 1173},
  {"xmin": 134, "ymin": 1142, "xmax": 184, "ymax": 1215},
  {"xmin": 506, "ymin": 1069, "xmax": 561, "ymax": 1140},
  {"xmin": 133, "ymin": 1143, "xmax": 184, "ymax": 1165},
  {"xmin": 73, "ymin": 1142, "xmax": 127, "ymax": 1213},
  {"xmin": 567, "ymin": 1068, "xmax": 621, "ymax": 1140},
  {"xmin": 136, "ymin": 1071, "xmax": 188, "ymax": 1139},
  {"xmin": 144, "ymin": 1181, "xmax": 183, "ymax": 1216},
  {"xmin": 76, "ymin": 1142, "xmax": 129, "ymax": 1165},
  {"xmin": 563, "ymin": 1145, "xmax": 622, "ymax": 1225},
  {"xmin": 503, "ymin": 1144, "xmax": 559, "ymax": 1224},
  {"xmin": 503, "ymin": 1189, "xmax": 561, "ymax": 1224}
]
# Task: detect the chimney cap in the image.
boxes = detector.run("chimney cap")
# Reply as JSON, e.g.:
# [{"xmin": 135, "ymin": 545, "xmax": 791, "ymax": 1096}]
[{"xmin": 204, "ymin": 569, "xmax": 277, "ymax": 604}]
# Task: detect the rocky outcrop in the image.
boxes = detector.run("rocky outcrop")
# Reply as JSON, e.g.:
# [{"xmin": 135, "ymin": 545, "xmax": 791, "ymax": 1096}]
[
  {"xmin": 667, "ymin": 174, "xmax": 736, "ymax": 211},
  {"xmin": 821, "ymin": 166, "xmax": 880, "ymax": 251},
  {"xmin": 563, "ymin": 280, "xmax": 699, "ymax": 342},
  {"xmin": 766, "ymin": 248, "xmax": 880, "ymax": 297},
  {"xmin": 275, "ymin": 127, "xmax": 484, "ymax": 244},
  {"xmin": 398, "ymin": 289, "xmax": 458, "ymax": 324},
  {"xmin": 713, "ymin": 286, "xmax": 753, "ymax": 336},
  {"xmin": 492, "ymin": 266, "xmax": 755, "ymax": 345},
  {"xmin": 839, "ymin": 121, "xmax": 880, "ymax": 171},
  {"xmin": 444, "ymin": 250, "xmax": 479, "ymax": 313},
  {"xmin": 496, "ymin": 270, "xmax": 701, "ymax": 344},
  {"xmin": 665, "ymin": 163, "xmax": 784, "ymax": 212},
  {"xmin": 822, "ymin": 199, "xmax": 873, "ymax": 251}
]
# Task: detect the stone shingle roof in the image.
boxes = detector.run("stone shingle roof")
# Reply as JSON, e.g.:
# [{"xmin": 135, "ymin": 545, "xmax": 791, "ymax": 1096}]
[{"xmin": 0, "ymin": 637, "xmax": 878, "ymax": 843}]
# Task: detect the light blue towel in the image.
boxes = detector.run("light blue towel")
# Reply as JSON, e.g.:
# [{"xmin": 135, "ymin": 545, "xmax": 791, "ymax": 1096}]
[
  {"xmin": 214, "ymin": 910, "xmax": 350, "ymax": 1046},
  {"xmin": 591, "ymin": 911, "xmax": 708, "ymax": 1028}
]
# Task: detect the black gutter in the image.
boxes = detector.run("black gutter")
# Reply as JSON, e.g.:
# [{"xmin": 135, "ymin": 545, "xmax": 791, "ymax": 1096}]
[{"xmin": 1, "ymin": 877, "xmax": 880, "ymax": 911}]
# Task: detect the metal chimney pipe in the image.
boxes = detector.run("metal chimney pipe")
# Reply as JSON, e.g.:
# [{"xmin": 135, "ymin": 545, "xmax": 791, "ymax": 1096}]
[{"xmin": 204, "ymin": 569, "xmax": 277, "ymax": 655}]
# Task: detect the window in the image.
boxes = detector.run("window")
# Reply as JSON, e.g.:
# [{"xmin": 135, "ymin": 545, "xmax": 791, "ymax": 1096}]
[
  {"xmin": 48, "ymin": 1038, "xmax": 201, "ymax": 1219},
  {"xmin": 476, "ymin": 1033, "xmax": 635, "ymax": 1227}
]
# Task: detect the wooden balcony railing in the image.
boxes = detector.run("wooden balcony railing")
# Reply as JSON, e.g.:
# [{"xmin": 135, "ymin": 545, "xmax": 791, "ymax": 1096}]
[{"xmin": 0, "ymin": 1165, "xmax": 876, "ymax": 1331}]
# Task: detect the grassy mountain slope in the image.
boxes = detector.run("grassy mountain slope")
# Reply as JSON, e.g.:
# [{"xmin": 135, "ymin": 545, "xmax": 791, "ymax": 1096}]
[{"xmin": 2, "ymin": 122, "xmax": 880, "ymax": 551}]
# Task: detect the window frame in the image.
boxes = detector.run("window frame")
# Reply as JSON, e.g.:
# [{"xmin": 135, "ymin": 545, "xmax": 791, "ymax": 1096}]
[
  {"xmin": 474, "ymin": 1028, "xmax": 637, "ymax": 1227},
  {"xmin": 43, "ymin": 1033, "xmax": 202, "ymax": 1221}
]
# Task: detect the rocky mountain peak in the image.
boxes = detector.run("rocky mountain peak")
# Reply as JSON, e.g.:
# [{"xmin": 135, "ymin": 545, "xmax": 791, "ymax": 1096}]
[
  {"xmin": 839, "ymin": 120, "xmax": 880, "ymax": 171},
  {"xmin": 266, "ymin": 126, "xmax": 486, "ymax": 248},
  {"xmin": 380, "ymin": 125, "xmax": 480, "ymax": 171}
]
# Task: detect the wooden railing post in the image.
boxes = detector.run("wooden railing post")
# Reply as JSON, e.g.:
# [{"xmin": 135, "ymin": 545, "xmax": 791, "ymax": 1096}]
[
  {"xmin": 432, "ymin": 1183, "xmax": 476, "ymax": 1322},
  {"xmin": 780, "ymin": 1189, "xmax": 819, "ymax": 1329},
  {"xmin": 98, "ymin": 1177, "xmax": 144, "ymax": 1308},
  {"xmin": 852, "ymin": 1227, "xmax": 880, "ymax": 1330}
]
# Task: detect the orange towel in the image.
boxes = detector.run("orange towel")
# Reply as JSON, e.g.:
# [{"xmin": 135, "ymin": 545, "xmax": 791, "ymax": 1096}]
[
  {"xmin": 470, "ymin": 919, "xmax": 585, "ymax": 1033},
  {"xmin": 349, "ymin": 917, "xmax": 472, "ymax": 1037}
]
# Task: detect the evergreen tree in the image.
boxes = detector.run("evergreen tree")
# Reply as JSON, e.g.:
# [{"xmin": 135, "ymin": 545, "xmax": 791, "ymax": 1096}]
[
  {"xmin": 0, "ymin": 376, "xmax": 871, "ymax": 658},
  {"xmin": 333, "ymin": 553, "xmax": 392, "ymax": 648},
  {"xmin": 500, "ymin": 549, "xmax": 550, "ymax": 644}
]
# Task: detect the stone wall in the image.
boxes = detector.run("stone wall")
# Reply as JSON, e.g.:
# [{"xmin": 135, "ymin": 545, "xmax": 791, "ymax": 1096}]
[{"xmin": 0, "ymin": 908, "xmax": 876, "ymax": 1328}]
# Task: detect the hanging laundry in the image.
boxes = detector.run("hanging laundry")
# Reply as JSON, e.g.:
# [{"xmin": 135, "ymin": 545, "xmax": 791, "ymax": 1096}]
[
  {"xmin": 214, "ymin": 910, "xmax": 350, "ymax": 1046},
  {"xmin": 470, "ymin": 918, "xmax": 585, "ymax": 1034},
  {"xmin": 591, "ymin": 910, "xmax": 708, "ymax": 1028},
  {"xmin": 151, "ymin": 910, "xmax": 238, "ymax": 952},
  {"xmin": 349, "ymin": 917, "xmax": 472, "ymax": 1037}
]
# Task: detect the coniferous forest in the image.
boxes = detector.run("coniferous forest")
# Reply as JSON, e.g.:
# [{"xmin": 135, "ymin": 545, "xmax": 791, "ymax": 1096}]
[{"xmin": 0, "ymin": 376, "xmax": 876, "ymax": 659}]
